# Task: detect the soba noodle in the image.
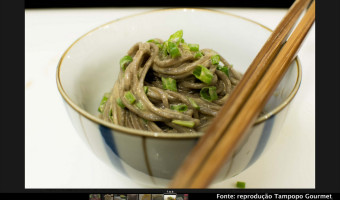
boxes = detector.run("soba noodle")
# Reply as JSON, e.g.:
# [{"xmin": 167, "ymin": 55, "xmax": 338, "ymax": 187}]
[{"xmin": 98, "ymin": 30, "xmax": 242, "ymax": 133}]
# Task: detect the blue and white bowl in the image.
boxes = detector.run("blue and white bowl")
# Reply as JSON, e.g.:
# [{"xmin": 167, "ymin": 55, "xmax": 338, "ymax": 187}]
[{"xmin": 56, "ymin": 8, "xmax": 301, "ymax": 187}]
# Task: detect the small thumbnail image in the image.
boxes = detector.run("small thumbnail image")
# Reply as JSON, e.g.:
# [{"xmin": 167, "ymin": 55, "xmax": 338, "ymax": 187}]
[
  {"xmin": 152, "ymin": 194, "xmax": 164, "ymax": 200},
  {"xmin": 139, "ymin": 194, "xmax": 151, "ymax": 200},
  {"xmin": 176, "ymin": 194, "xmax": 188, "ymax": 200},
  {"xmin": 164, "ymin": 194, "xmax": 176, "ymax": 200},
  {"xmin": 103, "ymin": 194, "xmax": 114, "ymax": 200},
  {"xmin": 113, "ymin": 194, "xmax": 127, "ymax": 200},
  {"xmin": 89, "ymin": 194, "xmax": 101, "ymax": 200},
  {"xmin": 127, "ymin": 194, "xmax": 138, "ymax": 200},
  {"xmin": 183, "ymin": 194, "xmax": 188, "ymax": 200},
  {"xmin": 175, "ymin": 194, "xmax": 184, "ymax": 200}
]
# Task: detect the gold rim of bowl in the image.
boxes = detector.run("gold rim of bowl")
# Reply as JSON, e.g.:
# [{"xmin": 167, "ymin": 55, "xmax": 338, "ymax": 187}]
[{"xmin": 56, "ymin": 8, "xmax": 302, "ymax": 139}]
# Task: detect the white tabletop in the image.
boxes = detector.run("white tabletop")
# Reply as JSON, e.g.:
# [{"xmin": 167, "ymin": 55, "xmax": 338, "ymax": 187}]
[{"xmin": 25, "ymin": 7, "xmax": 315, "ymax": 189}]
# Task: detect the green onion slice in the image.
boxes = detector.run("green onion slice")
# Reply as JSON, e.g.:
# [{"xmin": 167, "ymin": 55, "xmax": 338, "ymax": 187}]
[
  {"xmin": 188, "ymin": 43, "xmax": 199, "ymax": 52},
  {"xmin": 171, "ymin": 120, "xmax": 195, "ymax": 128},
  {"xmin": 124, "ymin": 91, "xmax": 136, "ymax": 104},
  {"xmin": 168, "ymin": 30, "xmax": 183, "ymax": 44},
  {"xmin": 211, "ymin": 54, "xmax": 220, "ymax": 65},
  {"xmin": 161, "ymin": 41, "xmax": 169, "ymax": 57},
  {"xmin": 200, "ymin": 86, "xmax": 218, "ymax": 102},
  {"xmin": 116, "ymin": 98, "xmax": 125, "ymax": 109},
  {"xmin": 236, "ymin": 181, "xmax": 246, "ymax": 189},
  {"xmin": 135, "ymin": 101, "xmax": 144, "ymax": 110},
  {"xmin": 142, "ymin": 118, "xmax": 148, "ymax": 124},
  {"xmin": 170, "ymin": 104, "xmax": 188, "ymax": 112},
  {"xmin": 192, "ymin": 65, "xmax": 213, "ymax": 84},
  {"xmin": 98, "ymin": 92, "xmax": 110, "ymax": 113},
  {"xmin": 188, "ymin": 97, "xmax": 200, "ymax": 110},
  {"xmin": 147, "ymin": 39, "xmax": 160, "ymax": 44},
  {"xmin": 217, "ymin": 65, "xmax": 230, "ymax": 78},
  {"xmin": 181, "ymin": 43, "xmax": 190, "ymax": 51},
  {"xmin": 143, "ymin": 86, "xmax": 149, "ymax": 94},
  {"xmin": 194, "ymin": 51, "xmax": 204, "ymax": 59},
  {"xmin": 147, "ymin": 39, "xmax": 162, "ymax": 48},
  {"xmin": 119, "ymin": 55, "xmax": 133, "ymax": 71},
  {"xmin": 168, "ymin": 41, "xmax": 181, "ymax": 58},
  {"xmin": 162, "ymin": 77, "xmax": 177, "ymax": 92},
  {"xmin": 109, "ymin": 109, "xmax": 113, "ymax": 122}
]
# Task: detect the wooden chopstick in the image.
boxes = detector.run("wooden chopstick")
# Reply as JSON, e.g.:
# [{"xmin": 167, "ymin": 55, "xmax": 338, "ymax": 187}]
[
  {"xmin": 169, "ymin": 0, "xmax": 314, "ymax": 188},
  {"xmin": 185, "ymin": 1, "xmax": 315, "ymax": 188}
]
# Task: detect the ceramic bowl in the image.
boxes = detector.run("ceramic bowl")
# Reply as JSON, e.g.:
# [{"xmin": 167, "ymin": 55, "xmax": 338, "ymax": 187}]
[{"xmin": 56, "ymin": 8, "xmax": 301, "ymax": 187}]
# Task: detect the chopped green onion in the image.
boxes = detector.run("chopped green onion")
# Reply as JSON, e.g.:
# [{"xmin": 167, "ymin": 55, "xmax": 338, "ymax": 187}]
[
  {"xmin": 143, "ymin": 86, "xmax": 149, "ymax": 94},
  {"xmin": 171, "ymin": 120, "xmax": 195, "ymax": 128},
  {"xmin": 147, "ymin": 39, "xmax": 162, "ymax": 48},
  {"xmin": 188, "ymin": 97, "xmax": 200, "ymax": 110},
  {"xmin": 168, "ymin": 41, "xmax": 181, "ymax": 58},
  {"xmin": 194, "ymin": 51, "xmax": 204, "ymax": 59},
  {"xmin": 192, "ymin": 65, "xmax": 213, "ymax": 84},
  {"xmin": 116, "ymin": 98, "xmax": 125, "ymax": 109},
  {"xmin": 98, "ymin": 92, "xmax": 110, "ymax": 113},
  {"xmin": 142, "ymin": 118, "xmax": 148, "ymax": 124},
  {"xmin": 188, "ymin": 44, "xmax": 199, "ymax": 52},
  {"xmin": 135, "ymin": 101, "xmax": 144, "ymax": 110},
  {"xmin": 236, "ymin": 181, "xmax": 246, "ymax": 189},
  {"xmin": 147, "ymin": 39, "xmax": 160, "ymax": 44},
  {"xmin": 211, "ymin": 54, "xmax": 220, "ymax": 65},
  {"xmin": 119, "ymin": 55, "xmax": 133, "ymax": 71},
  {"xmin": 124, "ymin": 91, "xmax": 136, "ymax": 104},
  {"xmin": 217, "ymin": 65, "xmax": 230, "ymax": 78},
  {"xmin": 170, "ymin": 104, "xmax": 188, "ymax": 112},
  {"xmin": 161, "ymin": 41, "xmax": 169, "ymax": 57},
  {"xmin": 109, "ymin": 109, "xmax": 113, "ymax": 122},
  {"xmin": 200, "ymin": 86, "xmax": 218, "ymax": 102},
  {"xmin": 168, "ymin": 30, "xmax": 183, "ymax": 44},
  {"xmin": 162, "ymin": 77, "xmax": 177, "ymax": 92},
  {"xmin": 181, "ymin": 43, "xmax": 190, "ymax": 51}
]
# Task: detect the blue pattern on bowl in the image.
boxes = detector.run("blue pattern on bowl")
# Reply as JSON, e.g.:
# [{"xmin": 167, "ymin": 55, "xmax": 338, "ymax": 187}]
[
  {"xmin": 99, "ymin": 125, "xmax": 126, "ymax": 176},
  {"xmin": 247, "ymin": 115, "xmax": 275, "ymax": 168}
]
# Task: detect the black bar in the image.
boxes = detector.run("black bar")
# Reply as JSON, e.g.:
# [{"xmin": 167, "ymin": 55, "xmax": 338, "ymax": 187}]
[{"xmin": 25, "ymin": 0, "xmax": 295, "ymax": 9}]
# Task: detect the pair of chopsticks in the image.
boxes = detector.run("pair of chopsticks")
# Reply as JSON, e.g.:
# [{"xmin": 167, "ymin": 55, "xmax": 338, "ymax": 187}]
[{"xmin": 169, "ymin": 0, "xmax": 315, "ymax": 188}]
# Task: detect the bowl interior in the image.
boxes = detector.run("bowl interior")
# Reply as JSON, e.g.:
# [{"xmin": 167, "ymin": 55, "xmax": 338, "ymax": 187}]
[{"xmin": 58, "ymin": 8, "xmax": 299, "ymax": 132}]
